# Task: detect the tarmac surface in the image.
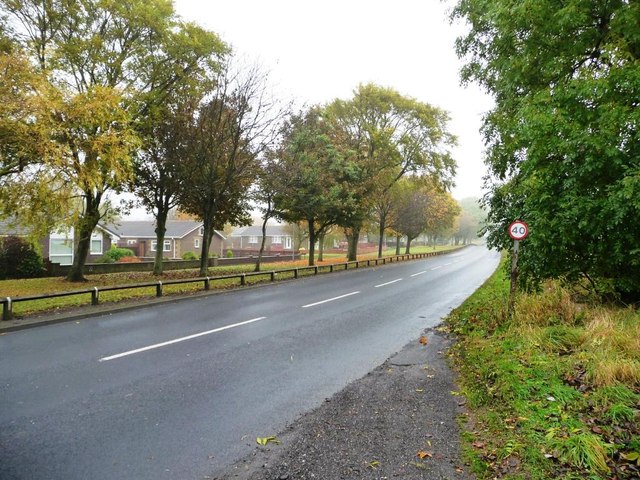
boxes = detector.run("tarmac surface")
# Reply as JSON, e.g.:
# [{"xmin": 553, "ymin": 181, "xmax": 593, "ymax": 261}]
[{"xmin": 214, "ymin": 328, "xmax": 473, "ymax": 480}]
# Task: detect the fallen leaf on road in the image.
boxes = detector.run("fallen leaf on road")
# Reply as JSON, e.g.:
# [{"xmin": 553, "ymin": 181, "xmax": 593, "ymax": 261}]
[
  {"xmin": 256, "ymin": 436, "xmax": 280, "ymax": 446},
  {"xmin": 419, "ymin": 336, "xmax": 428, "ymax": 345},
  {"xmin": 366, "ymin": 460, "xmax": 380, "ymax": 469},
  {"xmin": 415, "ymin": 389, "xmax": 424, "ymax": 392},
  {"xmin": 411, "ymin": 461, "xmax": 428, "ymax": 470},
  {"xmin": 417, "ymin": 451, "xmax": 433, "ymax": 459}
]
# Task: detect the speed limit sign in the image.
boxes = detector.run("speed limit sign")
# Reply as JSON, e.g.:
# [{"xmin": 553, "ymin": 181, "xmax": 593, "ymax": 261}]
[{"xmin": 508, "ymin": 221, "xmax": 529, "ymax": 240}]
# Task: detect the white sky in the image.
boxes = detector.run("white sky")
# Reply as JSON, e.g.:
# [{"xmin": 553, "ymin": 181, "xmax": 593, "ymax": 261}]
[{"xmin": 172, "ymin": 0, "xmax": 494, "ymax": 201}]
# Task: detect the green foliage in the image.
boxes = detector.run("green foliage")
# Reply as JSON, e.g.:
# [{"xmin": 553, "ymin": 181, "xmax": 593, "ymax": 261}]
[
  {"xmin": 324, "ymin": 83, "xmax": 457, "ymax": 260},
  {"xmin": 590, "ymin": 386, "xmax": 639, "ymax": 410},
  {"xmin": 603, "ymin": 403, "xmax": 636, "ymax": 425},
  {"xmin": 447, "ymin": 258, "xmax": 640, "ymax": 479},
  {"xmin": 548, "ymin": 432, "xmax": 613, "ymax": 475},
  {"xmin": 453, "ymin": 0, "xmax": 640, "ymax": 300},
  {"xmin": 181, "ymin": 251, "xmax": 198, "ymax": 260},
  {"xmin": 95, "ymin": 255, "xmax": 115, "ymax": 264},
  {"xmin": 270, "ymin": 107, "xmax": 356, "ymax": 265},
  {"xmin": 0, "ymin": 0, "xmax": 228, "ymax": 281},
  {"xmin": 226, "ymin": 249, "xmax": 234, "ymax": 258},
  {"xmin": 103, "ymin": 247, "xmax": 135, "ymax": 262},
  {"xmin": 0, "ymin": 236, "xmax": 45, "ymax": 279}
]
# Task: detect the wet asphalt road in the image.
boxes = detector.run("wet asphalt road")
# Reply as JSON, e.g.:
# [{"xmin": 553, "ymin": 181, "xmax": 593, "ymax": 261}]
[{"xmin": 0, "ymin": 245, "xmax": 499, "ymax": 480}]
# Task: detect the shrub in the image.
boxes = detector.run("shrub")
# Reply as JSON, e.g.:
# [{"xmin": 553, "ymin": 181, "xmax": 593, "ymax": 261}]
[
  {"xmin": 182, "ymin": 251, "xmax": 198, "ymax": 260},
  {"xmin": 226, "ymin": 249, "xmax": 233, "ymax": 258},
  {"xmin": 96, "ymin": 255, "xmax": 115, "ymax": 264},
  {"xmin": 104, "ymin": 246, "xmax": 134, "ymax": 262},
  {"xmin": 0, "ymin": 236, "xmax": 45, "ymax": 279}
]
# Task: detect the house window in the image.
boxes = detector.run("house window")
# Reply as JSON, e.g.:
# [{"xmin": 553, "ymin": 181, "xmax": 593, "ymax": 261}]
[
  {"xmin": 127, "ymin": 239, "xmax": 137, "ymax": 245},
  {"xmin": 151, "ymin": 240, "xmax": 171, "ymax": 252},
  {"xmin": 248, "ymin": 236, "xmax": 258, "ymax": 244},
  {"xmin": 285, "ymin": 237, "xmax": 292, "ymax": 249},
  {"xmin": 199, "ymin": 227, "xmax": 204, "ymax": 235},
  {"xmin": 90, "ymin": 232, "xmax": 103, "ymax": 255},
  {"xmin": 194, "ymin": 238, "xmax": 200, "ymax": 248},
  {"xmin": 50, "ymin": 231, "xmax": 74, "ymax": 265},
  {"xmin": 272, "ymin": 236, "xmax": 282, "ymax": 244}
]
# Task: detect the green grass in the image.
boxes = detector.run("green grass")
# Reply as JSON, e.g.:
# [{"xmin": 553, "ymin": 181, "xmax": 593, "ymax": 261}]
[
  {"xmin": 0, "ymin": 244, "xmax": 462, "ymax": 317},
  {"xmin": 446, "ymin": 258, "xmax": 640, "ymax": 479}
]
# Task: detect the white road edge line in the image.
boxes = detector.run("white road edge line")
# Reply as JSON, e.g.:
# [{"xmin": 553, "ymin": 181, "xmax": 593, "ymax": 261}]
[
  {"xmin": 374, "ymin": 279, "xmax": 403, "ymax": 288},
  {"xmin": 301, "ymin": 291, "xmax": 360, "ymax": 308},
  {"xmin": 99, "ymin": 316, "xmax": 267, "ymax": 362},
  {"xmin": 430, "ymin": 265, "xmax": 443, "ymax": 270},
  {"xmin": 410, "ymin": 271, "xmax": 427, "ymax": 277}
]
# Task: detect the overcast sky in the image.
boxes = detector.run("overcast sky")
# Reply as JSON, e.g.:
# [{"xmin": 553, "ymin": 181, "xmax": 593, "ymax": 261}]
[{"xmin": 172, "ymin": 0, "xmax": 494, "ymax": 200}]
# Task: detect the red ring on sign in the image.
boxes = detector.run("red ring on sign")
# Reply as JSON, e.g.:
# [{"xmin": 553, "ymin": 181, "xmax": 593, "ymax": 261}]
[{"xmin": 508, "ymin": 220, "xmax": 529, "ymax": 240}]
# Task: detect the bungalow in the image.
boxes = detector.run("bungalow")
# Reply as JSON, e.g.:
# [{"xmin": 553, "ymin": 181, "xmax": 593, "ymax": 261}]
[
  {"xmin": 229, "ymin": 224, "xmax": 293, "ymax": 252},
  {"xmin": 0, "ymin": 219, "xmax": 117, "ymax": 265},
  {"xmin": 106, "ymin": 220, "xmax": 226, "ymax": 259}
]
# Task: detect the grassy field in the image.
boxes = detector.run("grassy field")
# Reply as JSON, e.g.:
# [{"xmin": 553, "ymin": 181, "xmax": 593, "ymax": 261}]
[
  {"xmin": 0, "ymin": 244, "xmax": 462, "ymax": 317},
  {"xmin": 445, "ymin": 260, "xmax": 640, "ymax": 479}
]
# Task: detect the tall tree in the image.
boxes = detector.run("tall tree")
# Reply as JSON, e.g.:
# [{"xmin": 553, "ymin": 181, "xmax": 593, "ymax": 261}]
[
  {"xmin": 252, "ymin": 156, "xmax": 278, "ymax": 272},
  {"xmin": 271, "ymin": 107, "xmax": 356, "ymax": 266},
  {"xmin": 392, "ymin": 178, "xmax": 431, "ymax": 254},
  {"xmin": 453, "ymin": 0, "xmax": 640, "ymax": 299},
  {"xmin": 325, "ymin": 83, "xmax": 457, "ymax": 260},
  {"xmin": 130, "ymin": 97, "xmax": 195, "ymax": 275},
  {"xmin": 392, "ymin": 177, "xmax": 460, "ymax": 253},
  {"xmin": 0, "ymin": 0, "xmax": 227, "ymax": 280},
  {"xmin": 454, "ymin": 197, "xmax": 485, "ymax": 245},
  {"xmin": 177, "ymin": 62, "xmax": 282, "ymax": 276},
  {"xmin": 0, "ymin": 48, "xmax": 71, "ymax": 240}
]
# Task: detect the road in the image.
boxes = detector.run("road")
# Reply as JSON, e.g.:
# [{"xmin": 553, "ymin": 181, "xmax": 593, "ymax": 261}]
[{"xmin": 0, "ymin": 245, "xmax": 499, "ymax": 479}]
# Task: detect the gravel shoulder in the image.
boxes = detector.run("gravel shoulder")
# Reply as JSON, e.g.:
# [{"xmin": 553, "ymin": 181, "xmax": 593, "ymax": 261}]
[{"xmin": 214, "ymin": 327, "xmax": 473, "ymax": 480}]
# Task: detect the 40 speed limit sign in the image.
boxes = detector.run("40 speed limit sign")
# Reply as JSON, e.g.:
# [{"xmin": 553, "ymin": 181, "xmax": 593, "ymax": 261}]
[{"xmin": 508, "ymin": 220, "xmax": 529, "ymax": 240}]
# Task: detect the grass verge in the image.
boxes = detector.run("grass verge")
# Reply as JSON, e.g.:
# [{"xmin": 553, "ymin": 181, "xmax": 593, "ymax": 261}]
[
  {"xmin": 0, "ymin": 245, "xmax": 462, "ymax": 317},
  {"xmin": 445, "ymin": 258, "xmax": 640, "ymax": 479}
]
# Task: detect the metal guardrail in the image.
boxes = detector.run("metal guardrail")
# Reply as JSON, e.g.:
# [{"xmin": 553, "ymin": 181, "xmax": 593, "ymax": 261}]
[{"xmin": 1, "ymin": 251, "xmax": 449, "ymax": 321}]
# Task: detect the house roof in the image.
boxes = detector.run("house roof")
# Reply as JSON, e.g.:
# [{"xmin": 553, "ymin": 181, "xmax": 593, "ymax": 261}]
[
  {"xmin": 231, "ymin": 224, "xmax": 292, "ymax": 237},
  {"xmin": 106, "ymin": 220, "xmax": 225, "ymax": 240}
]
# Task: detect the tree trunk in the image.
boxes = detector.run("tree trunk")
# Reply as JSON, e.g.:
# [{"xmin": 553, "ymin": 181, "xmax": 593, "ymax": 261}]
[
  {"xmin": 66, "ymin": 196, "xmax": 101, "ymax": 282},
  {"xmin": 254, "ymin": 217, "xmax": 268, "ymax": 272},
  {"xmin": 346, "ymin": 226, "xmax": 360, "ymax": 262},
  {"xmin": 405, "ymin": 237, "xmax": 412, "ymax": 254},
  {"xmin": 377, "ymin": 219, "xmax": 385, "ymax": 258},
  {"xmin": 395, "ymin": 233, "xmax": 401, "ymax": 255},
  {"xmin": 199, "ymin": 214, "xmax": 213, "ymax": 276},
  {"xmin": 153, "ymin": 209, "xmax": 169, "ymax": 275},
  {"xmin": 318, "ymin": 232, "xmax": 325, "ymax": 262},
  {"xmin": 307, "ymin": 219, "xmax": 316, "ymax": 266}
]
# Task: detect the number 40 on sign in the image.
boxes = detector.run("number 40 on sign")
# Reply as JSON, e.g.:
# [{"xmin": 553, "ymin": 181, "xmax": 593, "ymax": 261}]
[{"xmin": 508, "ymin": 221, "xmax": 529, "ymax": 241}]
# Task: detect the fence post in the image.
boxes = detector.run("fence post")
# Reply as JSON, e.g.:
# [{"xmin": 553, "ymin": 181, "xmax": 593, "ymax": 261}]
[
  {"xmin": 270, "ymin": 271, "xmax": 275, "ymax": 281},
  {"xmin": 330, "ymin": 265, "xmax": 334, "ymax": 273},
  {"xmin": 2, "ymin": 297, "xmax": 12, "ymax": 321},
  {"xmin": 156, "ymin": 281, "xmax": 163, "ymax": 297},
  {"xmin": 294, "ymin": 268, "xmax": 299, "ymax": 279},
  {"xmin": 241, "ymin": 274, "xmax": 246, "ymax": 286},
  {"xmin": 91, "ymin": 287, "xmax": 99, "ymax": 306},
  {"xmin": 204, "ymin": 277, "xmax": 210, "ymax": 291},
  {"xmin": 314, "ymin": 266, "xmax": 318, "ymax": 275},
  {"xmin": 344, "ymin": 263, "xmax": 348, "ymax": 270}
]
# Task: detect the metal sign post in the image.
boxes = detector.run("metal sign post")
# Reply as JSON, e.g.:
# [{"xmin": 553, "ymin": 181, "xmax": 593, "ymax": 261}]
[{"xmin": 507, "ymin": 221, "xmax": 529, "ymax": 318}]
